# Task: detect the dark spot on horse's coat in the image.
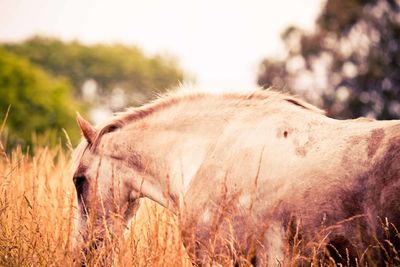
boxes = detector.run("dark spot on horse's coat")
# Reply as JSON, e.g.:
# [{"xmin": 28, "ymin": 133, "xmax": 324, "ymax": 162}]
[
  {"xmin": 276, "ymin": 125, "xmax": 294, "ymax": 139},
  {"xmin": 367, "ymin": 128, "xmax": 385, "ymax": 159}
]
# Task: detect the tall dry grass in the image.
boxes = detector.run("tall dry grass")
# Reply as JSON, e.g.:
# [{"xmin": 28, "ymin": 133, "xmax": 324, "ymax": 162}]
[
  {"xmin": 0, "ymin": 145, "xmax": 191, "ymax": 266},
  {"xmin": 0, "ymin": 144, "xmax": 399, "ymax": 266}
]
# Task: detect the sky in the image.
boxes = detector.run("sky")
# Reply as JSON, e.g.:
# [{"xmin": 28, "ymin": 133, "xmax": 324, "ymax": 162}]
[{"xmin": 0, "ymin": 0, "xmax": 324, "ymax": 92}]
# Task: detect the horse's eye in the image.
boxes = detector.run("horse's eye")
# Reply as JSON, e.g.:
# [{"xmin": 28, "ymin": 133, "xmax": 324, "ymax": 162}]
[{"xmin": 73, "ymin": 175, "xmax": 87, "ymax": 200}]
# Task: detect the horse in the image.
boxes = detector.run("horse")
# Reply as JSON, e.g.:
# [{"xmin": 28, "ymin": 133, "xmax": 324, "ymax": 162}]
[{"xmin": 72, "ymin": 89, "xmax": 400, "ymax": 266}]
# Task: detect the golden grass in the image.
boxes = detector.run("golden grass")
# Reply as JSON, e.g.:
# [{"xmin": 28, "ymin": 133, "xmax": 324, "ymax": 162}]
[
  {"xmin": 0, "ymin": 145, "xmax": 399, "ymax": 266},
  {"xmin": 0, "ymin": 146, "xmax": 192, "ymax": 267}
]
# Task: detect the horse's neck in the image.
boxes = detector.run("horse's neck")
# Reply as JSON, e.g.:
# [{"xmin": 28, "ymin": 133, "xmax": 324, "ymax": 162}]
[{"xmin": 130, "ymin": 112, "xmax": 228, "ymax": 210}]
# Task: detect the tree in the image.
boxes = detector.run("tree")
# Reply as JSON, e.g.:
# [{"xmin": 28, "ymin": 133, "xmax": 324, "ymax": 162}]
[
  {"xmin": 257, "ymin": 0, "xmax": 400, "ymax": 119},
  {"xmin": 2, "ymin": 36, "xmax": 186, "ymax": 108},
  {"xmin": 0, "ymin": 48, "xmax": 81, "ymax": 150}
]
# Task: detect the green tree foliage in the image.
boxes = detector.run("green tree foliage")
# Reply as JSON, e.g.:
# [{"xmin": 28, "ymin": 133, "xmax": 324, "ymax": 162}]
[
  {"xmin": 0, "ymin": 36, "xmax": 187, "ymax": 150},
  {"xmin": 0, "ymin": 48, "xmax": 81, "ymax": 149},
  {"xmin": 257, "ymin": 0, "xmax": 400, "ymax": 119},
  {"xmin": 2, "ymin": 36, "xmax": 185, "ymax": 106}
]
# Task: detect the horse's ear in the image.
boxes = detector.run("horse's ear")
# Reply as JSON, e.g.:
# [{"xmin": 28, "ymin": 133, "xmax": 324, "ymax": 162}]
[{"xmin": 76, "ymin": 112, "xmax": 97, "ymax": 144}]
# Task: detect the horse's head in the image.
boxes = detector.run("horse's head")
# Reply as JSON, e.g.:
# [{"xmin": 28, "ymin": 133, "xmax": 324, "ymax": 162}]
[{"xmin": 72, "ymin": 114, "xmax": 142, "ymax": 258}]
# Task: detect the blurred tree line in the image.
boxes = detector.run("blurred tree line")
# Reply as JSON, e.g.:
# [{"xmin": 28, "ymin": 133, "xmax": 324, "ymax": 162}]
[
  {"xmin": 0, "ymin": 48, "xmax": 80, "ymax": 149},
  {"xmin": 0, "ymin": 36, "xmax": 185, "ymax": 150},
  {"xmin": 258, "ymin": 0, "xmax": 400, "ymax": 119}
]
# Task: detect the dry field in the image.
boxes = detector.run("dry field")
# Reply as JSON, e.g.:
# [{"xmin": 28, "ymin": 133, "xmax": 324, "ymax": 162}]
[
  {"xmin": 0, "ymin": 145, "xmax": 399, "ymax": 266},
  {"xmin": 0, "ymin": 145, "xmax": 192, "ymax": 267}
]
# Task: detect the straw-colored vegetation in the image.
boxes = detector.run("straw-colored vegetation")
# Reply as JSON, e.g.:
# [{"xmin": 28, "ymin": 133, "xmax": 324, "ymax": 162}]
[
  {"xmin": 0, "ymin": 146, "xmax": 191, "ymax": 266},
  {"xmin": 0, "ymin": 146, "xmax": 399, "ymax": 266}
]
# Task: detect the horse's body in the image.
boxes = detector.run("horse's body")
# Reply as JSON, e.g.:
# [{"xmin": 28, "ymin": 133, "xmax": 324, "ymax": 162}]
[{"xmin": 72, "ymin": 90, "xmax": 400, "ymax": 265}]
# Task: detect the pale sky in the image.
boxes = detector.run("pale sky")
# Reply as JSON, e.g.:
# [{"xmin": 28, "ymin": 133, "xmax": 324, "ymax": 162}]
[{"xmin": 0, "ymin": 0, "xmax": 323, "ymax": 91}]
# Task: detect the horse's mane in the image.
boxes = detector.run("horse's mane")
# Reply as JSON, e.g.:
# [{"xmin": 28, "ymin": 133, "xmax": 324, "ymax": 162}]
[{"xmin": 93, "ymin": 89, "xmax": 324, "ymax": 147}]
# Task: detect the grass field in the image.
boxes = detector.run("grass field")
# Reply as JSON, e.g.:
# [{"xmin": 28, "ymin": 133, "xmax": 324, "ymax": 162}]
[
  {"xmin": 1, "ymin": 145, "xmax": 399, "ymax": 266},
  {"xmin": 0, "ymin": 145, "xmax": 192, "ymax": 266}
]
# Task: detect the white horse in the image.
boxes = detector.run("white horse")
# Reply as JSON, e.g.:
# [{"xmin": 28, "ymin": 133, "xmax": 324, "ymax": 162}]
[{"xmin": 72, "ymin": 89, "xmax": 400, "ymax": 266}]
